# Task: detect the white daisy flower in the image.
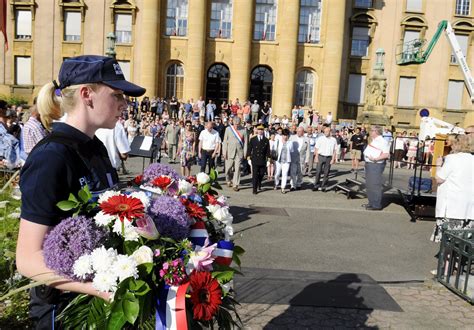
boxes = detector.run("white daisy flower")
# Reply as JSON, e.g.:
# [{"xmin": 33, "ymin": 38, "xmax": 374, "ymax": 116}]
[
  {"xmin": 94, "ymin": 211, "xmax": 117, "ymax": 227},
  {"xmin": 73, "ymin": 254, "xmax": 93, "ymax": 280},
  {"xmin": 90, "ymin": 246, "xmax": 117, "ymax": 273},
  {"xmin": 130, "ymin": 191, "xmax": 150, "ymax": 211},
  {"xmin": 113, "ymin": 255, "xmax": 139, "ymax": 282},
  {"xmin": 98, "ymin": 190, "xmax": 121, "ymax": 204},
  {"xmin": 92, "ymin": 271, "xmax": 118, "ymax": 292}
]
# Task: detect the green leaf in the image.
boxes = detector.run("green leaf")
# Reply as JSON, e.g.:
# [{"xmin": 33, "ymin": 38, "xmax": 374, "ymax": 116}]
[
  {"xmin": 233, "ymin": 254, "xmax": 241, "ymax": 268},
  {"xmin": 209, "ymin": 168, "xmax": 217, "ymax": 181},
  {"xmin": 137, "ymin": 263, "xmax": 154, "ymax": 277},
  {"xmin": 57, "ymin": 295, "xmax": 110, "ymax": 330},
  {"xmin": 212, "ymin": 270, "xmax": 235, "ymax": 284},
  {"xmin": 57, "ymin": 200, "xmax": 79, "ymax": 211},
  {"xmin": 233, "ymin": 245, "xmax": 245, "ymax": 255},
  {"xmin": 123, "ymin": 240, "xmax": 141, "ymax": 255},
  {"xmin": 68, "ymin": 193, "xmax": 79, "ymax": 203},
  {"xmin": 129, "ymin": 279, "xmax": 151, "ymax": 296},
  {"xmin": 122, "ymin": 292, "xmax": 139, "ymax": 324},
  {"xmin": 160, "ymin": 237, "xmax": 177, "ymax": 244},
  {"xmin": 107, "ymin": 300, "xmax": 127, "ymax": 330},
  {"xmin": 202, "ymin": 183, "xmax": 211, "ymax": 193},
  {"xmin": 78, "ymin": 187, "xmax": 91, "ymax": 203}
]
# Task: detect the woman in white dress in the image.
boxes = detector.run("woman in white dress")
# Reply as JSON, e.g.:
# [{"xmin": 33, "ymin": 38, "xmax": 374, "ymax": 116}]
[{"xmin": 430, "ymin": 135, "xmax": 473, "ymax": 243}]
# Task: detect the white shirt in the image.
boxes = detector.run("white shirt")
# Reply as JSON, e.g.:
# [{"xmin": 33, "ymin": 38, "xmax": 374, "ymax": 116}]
[
  {"xmin": 394, "ymin": 137, "xmax": 406, "ymax": 150},
  {"xmin": 96, "ymin": 122, "xmax": 131, "ymax": 169},
  {"xmin": 436, "ymin": 153, "xmax": 473, "ymax": 220},
  {"xmin": 364, "ymin": 135, "xmax": 390, "ymax": 163},
  {"xmin": 315, "ymin": 135, "xmax": 337, "ymax": 157},
  {"xmin": 199, "ymin": 129, "xmax": 221, "ymax": 151}
]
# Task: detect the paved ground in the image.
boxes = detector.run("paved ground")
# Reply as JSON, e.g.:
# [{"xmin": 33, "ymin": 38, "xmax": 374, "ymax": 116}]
[{"xmin": 124, "ymin": 156, "xmax": 474, "ymax": 329}]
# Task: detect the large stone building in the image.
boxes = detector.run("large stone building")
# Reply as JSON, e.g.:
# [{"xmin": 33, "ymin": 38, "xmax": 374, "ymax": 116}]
[{"xmin": 0, "ymin": 0, "xmax": 472, "ymax": 128}]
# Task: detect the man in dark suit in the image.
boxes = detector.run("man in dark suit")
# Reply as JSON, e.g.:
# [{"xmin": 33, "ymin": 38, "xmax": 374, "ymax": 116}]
[{"xmin": 247, "ymin": 125, "xmax": 270, "ymax": 194}]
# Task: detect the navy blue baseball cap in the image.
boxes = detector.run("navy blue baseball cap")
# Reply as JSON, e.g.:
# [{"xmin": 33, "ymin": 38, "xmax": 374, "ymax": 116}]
[{"xmin": 57, "ymin": 55, "xmax": 146, "ymax": 97}]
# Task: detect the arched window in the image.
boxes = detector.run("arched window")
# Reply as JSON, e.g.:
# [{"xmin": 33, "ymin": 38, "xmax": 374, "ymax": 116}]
[
  {"xmin": 249, "ymin": 66, "xmax": 273, "ymax": 104},
  {"xmin": 165, "ymin": 63, "xmax": 184, "ymax": 99},
  {"xmin": 206, "ymin": 63, "xmax": 230, "ymax": 107},
  {"xmin": 295, "ymin": 70, "xmax": 314, "ymax": 107}
]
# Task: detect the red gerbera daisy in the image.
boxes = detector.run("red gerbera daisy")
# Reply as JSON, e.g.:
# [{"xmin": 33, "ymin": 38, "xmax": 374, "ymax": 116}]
[
  {"xmin": 152, "ymin": 175, "xmax": 172, "ymax": 190},
  {"xmin": 204, "ymin": 193, "xmax": 219, "ymax": 206},
  {"xmin": 181, "ymin": 198, "xmax": 207, "ymax": 220},
  {"xmin": 133, "ymin": 174, "xmax": 143, "ymax": 185},
  {"xmin": 100, "ymin": 195, "xmax": 144, "ymax": 222},
  {"xmin": 187, "ymin": 176, "xmax": 197, "ymax": 184},
  {"xmin": 190, "ymin": 271, "xmax": 222, "ymax": 321}
]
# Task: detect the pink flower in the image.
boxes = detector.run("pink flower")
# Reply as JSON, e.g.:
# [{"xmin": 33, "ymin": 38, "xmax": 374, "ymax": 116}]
[
  {"xmin": 154, "ymin": 249, "xmax": 161, "ymax": 257},
  {"xmin": 187, "ymin": 239, "xmax": 217, "ymax": 272},
  {"xmin": 135, "ymin": 215, "xmax": 160, "ymax": 240}
]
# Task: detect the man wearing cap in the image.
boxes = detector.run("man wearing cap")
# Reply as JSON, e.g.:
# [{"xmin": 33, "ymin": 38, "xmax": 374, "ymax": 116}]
[
  {"xmin": 222, "ymin": 117, "xmax": 248, "ymax": 191},
  {"xmin": 247, "ymin": 124, "xmax": 270, "ymax": 194}
]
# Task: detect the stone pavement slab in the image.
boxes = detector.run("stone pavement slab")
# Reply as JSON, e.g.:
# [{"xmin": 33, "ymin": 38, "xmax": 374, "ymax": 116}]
[{"xmin": 238, "ymin": 281, "xmax": 474, "ymax": 329}]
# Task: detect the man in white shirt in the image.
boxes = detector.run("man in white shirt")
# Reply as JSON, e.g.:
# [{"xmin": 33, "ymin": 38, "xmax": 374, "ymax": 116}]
[
  {"xmin": 198, "ymin": 121, "xmax": 221, "ymax": 173},
  {"xmin": 312, "ymin": 126, "xmax": 337, "ymax": 192},
  {"xmin": 96, "ymin": 121, "xmax": 131, "ymax": 174},
  {"xmin": 362, "ymin": 125, "xmax": 390, "ymax": 210},
  {"xmin": 251, "ymin": 100, "xmax": 260, "ymax": 124}
]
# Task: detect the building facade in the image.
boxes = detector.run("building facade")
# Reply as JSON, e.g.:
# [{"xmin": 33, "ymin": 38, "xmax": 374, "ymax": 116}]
[{"xmin": 0, "ymin": 0, "xmax": 472, "ymax": 128}]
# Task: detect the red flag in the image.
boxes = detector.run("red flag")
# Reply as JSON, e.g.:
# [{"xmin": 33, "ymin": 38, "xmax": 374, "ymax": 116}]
[{"xmin": 0, "ymin": 0, "xmax": 7, "ymax": 51}]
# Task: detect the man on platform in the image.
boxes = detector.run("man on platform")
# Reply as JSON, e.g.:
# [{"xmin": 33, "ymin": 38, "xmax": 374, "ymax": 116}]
[
  {"xmin": 312, "ymin": 126, "xmax": 337, "ymax": 192},
  {"xmin": 362, "ymin": 125, "xmax": 390, "ymax": 211},
  {"xmin": 198, "ymin": 121, "xmax": 221, "ymax": 174},
  {"xmin": 222, "ymin": 117, "xmax": 248, "ymax": 191},
  {"xmin": 247, "ymin": 125, "xmax": 270, "ymax": 194}
]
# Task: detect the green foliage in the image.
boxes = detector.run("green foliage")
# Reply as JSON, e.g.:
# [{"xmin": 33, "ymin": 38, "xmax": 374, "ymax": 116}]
[
  {"xmin": 0, "ymin": 94, "xmax": 28, "ymax": 106},
  {"xmin": 57, "ymin": 294, "xmax": 110, "ymax": 329},
  {"xmin": 56, "ymin": 186, "xmax": 97, "ymax": 216},
  {"xmin": 0, "ymin": 189, "xmax": 31, "ymax": 327}
]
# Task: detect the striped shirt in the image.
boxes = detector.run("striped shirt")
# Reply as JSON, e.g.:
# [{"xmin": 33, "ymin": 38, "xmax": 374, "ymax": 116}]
[{"xmin": 22, "ymin": 116, "xmax": 48, "ymax": 154}]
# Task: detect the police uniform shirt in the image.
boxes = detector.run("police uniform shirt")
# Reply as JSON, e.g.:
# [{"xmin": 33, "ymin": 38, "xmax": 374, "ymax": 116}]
[{"xmin": 20, "ymin": 123, "xmax": 118, "ymax": 227}]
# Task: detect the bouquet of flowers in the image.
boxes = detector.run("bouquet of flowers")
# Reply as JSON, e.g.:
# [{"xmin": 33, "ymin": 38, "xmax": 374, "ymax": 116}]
[{"xmin": 45, "ymin": 164, "xmax": 244, "ymax": 329}]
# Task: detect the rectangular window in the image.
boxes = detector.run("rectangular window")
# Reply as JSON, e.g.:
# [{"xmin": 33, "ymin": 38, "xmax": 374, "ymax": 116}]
[
  {"xmin": 347, "ymin": 74, "xmax": 366, "ymax": 104},
  {"xmin": 15, "ymin": 56, "xmax": 32, "ymax": 85},
  {"xmin": 298, "ymin": 0, "xmax": 322, "ymax": 44},
  {"xmin": 455, "ymin": 0, "xmax": 471, "ymax": 15},
  {"xmin": 166, "ymin": 0, "xmax": 189, "ymax": 36},
  {"xmin": 254, "ymin": 0, "xmax": 278, "ymax": 41},
  {"xmin": 397, "ymin": 77, "xmax": 416, "ymax": 107},
  {"xmin": 447, "ymin": 80, "xmax": 464, "ymax": 109},
  {"xmin": 354, "ymin": 0, "xmax": 372, "ymax": 8},
  {"xmin": 64, "ymin": 11, "xmax": 81, "ymax": 41},
  {"xmin": 117, "ymin": 61, "xmax": 130, "ymax": 81},
  {"xmin": 351, "ymin": 27, "xmax": 370, "ymax": 57},
  {"xmin": 406, "ymin": 0, "xmax": 423, "ymax": 12},
  {"xmin": 115, "ymin": 14, "xmax": 132, "ymax": 44},
  {"xmin": 15, "ymin": 10, "xmax": 32, "ymax": 40},
  {"xmin": 210, "ymin": 0, "xmax": 233, "ymax": 39},
  {"xmin": 451, "ymin": 34, "xmax": 469, "ymax": 64}
]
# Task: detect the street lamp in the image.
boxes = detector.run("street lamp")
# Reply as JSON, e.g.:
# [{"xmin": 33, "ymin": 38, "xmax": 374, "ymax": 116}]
[{"xmin": 105, "ymin": 32, "xmax": 116, "ymax": 59}]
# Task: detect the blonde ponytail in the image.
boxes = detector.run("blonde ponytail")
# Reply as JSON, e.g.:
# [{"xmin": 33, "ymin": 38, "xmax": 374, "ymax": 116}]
[{"xmin": 37, "ymin": 82, "xmax": 62, "ymax": 131}]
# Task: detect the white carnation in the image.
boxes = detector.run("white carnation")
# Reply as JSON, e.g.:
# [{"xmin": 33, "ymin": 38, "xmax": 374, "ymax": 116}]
[
  {"xmin": 92, "ymin": 271, "xmax": 118, "ymax": 292},
  {"xmin": 124, "ymin": 226, "xmax": 140, "ymax": 242},
  {"xmin": 196, "ymin": 172, "xmax": 210, "ymax": 185},
  {"xmin": 178, "ymin": 180, "xmax": 193, "ymax": 195},
  {"xmin": 131, "ymin": 246, "xmax": 154, "ymax": 265},
  {"xmin": 94, "ymin": 211, "xmax": 116, "ymax": 227},
  {"xmin": 98, "ymin": 190, "xmax": 121, "ymax": 204},
  {"xmin": 206, "ymin": 204, "xmax": 221, "ymax": 215},
  {"xmin": 73, "ymin": 254, "xmax": 93, "ymax": 280},
  {"xmin": 113, "ymin": 255, "xmax": 139, "ymax": 282},
  {"xmin": 130, "ymin": 191, "xmax": 150, "ymax": 210},
  {"xmin": 213, "ymin": 206, "xmax": 233, "ymax": 226},
  {"xmin": 91, "ymin": 246, "xmax": 117, "ymax": 273}
]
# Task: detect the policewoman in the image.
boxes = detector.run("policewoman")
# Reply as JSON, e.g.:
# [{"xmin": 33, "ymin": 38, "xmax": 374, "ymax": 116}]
[{"xmin": 16, "ymin": 55, "xmax": 145, "ymax": 329}]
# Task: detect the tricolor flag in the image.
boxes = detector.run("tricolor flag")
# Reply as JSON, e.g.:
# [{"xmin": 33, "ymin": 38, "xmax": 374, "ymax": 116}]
[
  {"xmin": 189, "ymin": 221, "xmax": 209, "ymax": 247},
  {"xmin": 0, "ymin": 0, "xmax": 7, "ymax": 51},
  {"xmin": 212, "ymin": 240, "xmax": 234, "ymax": 266},
  {"xmin": 155, "ymin": 283, "xmax": 190, "ymax": 330}
]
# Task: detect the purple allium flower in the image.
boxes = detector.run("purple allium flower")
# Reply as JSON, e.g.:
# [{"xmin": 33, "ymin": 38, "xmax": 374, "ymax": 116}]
[
  {"xmin": 43, "ymin": 216, "xmax": 107, "ymax": 280},
  {"xmin": 149, "ymin": 196, "xmax": 191, "ymax": 240},
  {"xmin": 143, "ymin": 163, "xmax": 182, "ymax": 182}
]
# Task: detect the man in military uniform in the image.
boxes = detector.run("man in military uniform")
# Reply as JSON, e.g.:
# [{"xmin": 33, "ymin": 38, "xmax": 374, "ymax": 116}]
[{"xmin": 247, "ymin": 125, "xmax": 270, "ymax": 194}]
